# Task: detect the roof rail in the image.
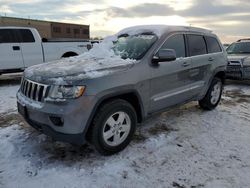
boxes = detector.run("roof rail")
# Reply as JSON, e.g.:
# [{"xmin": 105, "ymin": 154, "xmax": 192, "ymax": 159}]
[
  {"xmin": 237, "ymin": 38, "xmax": 250, "ymax": 42},
  {"xmin": 184, "ymin": 26, "xmax": 212, "ymax": 34}
]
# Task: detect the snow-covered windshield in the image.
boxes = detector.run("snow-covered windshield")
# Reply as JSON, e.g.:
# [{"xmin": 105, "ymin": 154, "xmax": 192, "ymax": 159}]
[
  {"xmin": 112, "ymin": 34, "xmax": 158, "ymax": 60},
  {"xmin": 227, "ymin": 42, "xmax": 250, "ymax": 54}
]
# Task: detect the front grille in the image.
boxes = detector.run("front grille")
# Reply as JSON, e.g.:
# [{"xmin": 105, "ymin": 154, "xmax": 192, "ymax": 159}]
[
  {"xmin": 228, "ymin": 60, "xmax": 242, "ymax": 66},
  {"xmin": 229, "ymin": 61, "xmax": 241, "ymax": 64},
  {"xmin": 226, "ymin": 65, "xmax": 242, "ymax": 72},
  {"xmin": 20, "ymin": 79, "xmax": 49, "ymax": 102}
]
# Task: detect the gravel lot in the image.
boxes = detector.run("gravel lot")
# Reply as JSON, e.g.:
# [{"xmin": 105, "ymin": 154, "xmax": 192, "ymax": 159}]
[{"xmin": 0, "ymin": 74, "xmax": 250, "ymax": 188}]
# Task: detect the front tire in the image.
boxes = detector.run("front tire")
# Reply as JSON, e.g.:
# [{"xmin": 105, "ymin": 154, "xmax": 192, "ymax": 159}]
[
  {"xmin": 90, "ymin": 99, "xmax": 137, "ymax": 155},
  {"xmin": 199, "ymin": 77, "xmax": 223, "ymax": 110}
]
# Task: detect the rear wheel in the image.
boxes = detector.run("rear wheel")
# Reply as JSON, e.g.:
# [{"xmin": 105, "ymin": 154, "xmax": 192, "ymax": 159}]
[
  {"xmin": 199, "ymin": 77, "xmax": 223, "ymax": 110},
  {"xmin": 90, "ymin": 99, "xmax": 137, "ymax": 155}
]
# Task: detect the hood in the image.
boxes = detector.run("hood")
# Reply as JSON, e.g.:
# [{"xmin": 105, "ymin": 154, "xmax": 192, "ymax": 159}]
[
  {"xmin": 24, "ymin": 37, "xmax": 136, "ymax": 85},
  {"xmin": 227, "ymin": 54, "xmax": 250, "ymax": 66},
  {"xmin": 228, "ymin": 54, "xmax": 250, "ymax": 61},
  {"xmin": 25, "ymin": 57, "xmax": 135, "ymax": 85}
]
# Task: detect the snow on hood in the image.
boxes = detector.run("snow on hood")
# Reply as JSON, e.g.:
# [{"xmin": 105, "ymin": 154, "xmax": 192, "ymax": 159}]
[
  {"xmin": 117, "ymin": 25, "xmax": 169, "ymax": 38},
  {"xmin": 25, "ymin": 25, "xmax": 170, "ymax": 84},
  {"xmin": 25, "ymin": 36, "xmax": 136, "ymax": 84}
]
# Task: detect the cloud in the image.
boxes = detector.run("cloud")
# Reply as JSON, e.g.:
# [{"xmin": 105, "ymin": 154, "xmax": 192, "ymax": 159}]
[{"xmin": 0, "ymin": 0, "xmax": 250, "ymax": 42}]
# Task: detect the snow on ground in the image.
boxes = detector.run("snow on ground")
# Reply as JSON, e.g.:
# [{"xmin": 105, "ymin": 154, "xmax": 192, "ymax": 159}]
[
  {"xmin": 0, "ymin": 79, "xmax": 250, "ymax": 188},
  {"xmin": 0, "ymin": 74, "xmax": 21, "ymax": 114}
]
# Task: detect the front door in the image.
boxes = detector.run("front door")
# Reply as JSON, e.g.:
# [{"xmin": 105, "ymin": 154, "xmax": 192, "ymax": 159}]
[
  {"xmin": 0, "ymin": 29, "xmax": 24, "ymax": 71},
  {"xmin": 149, "ymin": 33, "xmax": 192, "ymax": 113}
]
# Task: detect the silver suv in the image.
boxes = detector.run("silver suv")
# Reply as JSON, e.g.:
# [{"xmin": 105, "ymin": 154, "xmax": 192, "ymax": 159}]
[
  {"xmin": 226, "ymin": 39, "xmax": 250, "ymax": 80},
  {"xmin": 17, "ymin": 25, "xmax": 227, "ymax": 155}
]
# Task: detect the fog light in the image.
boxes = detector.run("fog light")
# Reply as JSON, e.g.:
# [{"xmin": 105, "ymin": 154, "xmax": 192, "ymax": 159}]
[{"xmin": 49, "ymin": 116, "xmax": 64, "ymax": 127}]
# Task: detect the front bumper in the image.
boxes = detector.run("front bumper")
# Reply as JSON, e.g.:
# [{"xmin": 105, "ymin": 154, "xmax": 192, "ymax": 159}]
[
  {"xmin": 226, "ymin": 65, "xmax": 250, "ymax": 80},
  {"xmin": 226, "ymin": 65, "xmax": 243, "ymax": 79},
  {"xmin": 17, "ymin": 91, "xmax": 96, "ymax": 145}
]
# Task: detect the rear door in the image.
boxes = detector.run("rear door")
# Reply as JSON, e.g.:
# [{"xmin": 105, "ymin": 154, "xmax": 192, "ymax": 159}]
[
  {"xmin": 0, "ymin": 29, "xmax": 24, "ymax": 70},
  {"xmin": 149, "ymin": 33, "xmax": 193, "ymax": 112},
  {"xmin": 185, "ymin": 34, "xmax": 210, "ymax": 97},
  {"xmin": 205, "ymin": 35, "xmax": 224, "ymax": 72},
  {"xmin": 17, "ymin": 29, "xmax": 44, "ymax": 67}
]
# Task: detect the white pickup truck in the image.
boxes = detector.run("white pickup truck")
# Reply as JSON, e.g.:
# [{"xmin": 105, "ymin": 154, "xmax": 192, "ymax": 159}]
[{"xmin": 0, "ymin": 27, "xmax": 91, "ymax": 74}]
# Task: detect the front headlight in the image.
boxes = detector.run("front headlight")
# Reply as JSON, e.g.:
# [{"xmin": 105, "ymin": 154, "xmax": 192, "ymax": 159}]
[
  {"xmin": 49, "ymin": 85, "xmax": 85, "ymax": 99},
  {"xmin": 243, "ymin": 59, "xmax": 250, "ymax": 66}
]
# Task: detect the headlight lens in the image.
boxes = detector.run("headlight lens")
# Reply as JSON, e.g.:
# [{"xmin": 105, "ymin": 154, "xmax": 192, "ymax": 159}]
[
  {"xmin": 243, "ymin": 59, "xmax": 250, "ymax": 66},
  {"xmin": 49, "ymin": 85, "xmax": 85, "ymax": 99}
]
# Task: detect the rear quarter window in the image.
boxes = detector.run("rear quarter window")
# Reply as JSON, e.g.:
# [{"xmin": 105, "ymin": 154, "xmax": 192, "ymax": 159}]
[
  {"xmin": 19, "ymin": 29, "xmax": 35, "ymax": 43},
  {"xmin": 187, "ymin": 35, "xmax": 207, "ymax": 56},
  {"xmin": 205, "ymin": 36, "xmax": 222, "ymax": 53}
]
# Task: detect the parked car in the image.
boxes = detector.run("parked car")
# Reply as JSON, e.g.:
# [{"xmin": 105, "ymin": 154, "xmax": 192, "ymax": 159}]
[
  {"xmin": 226, "ymin": 39, "xmax": 250, "ymax": 80},
  {"xmin": 0, "ymin": 27, "xmax": 91, "ymax": 74},
  {"xmin": 17, "ymin": 25, "xmax": 227, "ymax": 155}
]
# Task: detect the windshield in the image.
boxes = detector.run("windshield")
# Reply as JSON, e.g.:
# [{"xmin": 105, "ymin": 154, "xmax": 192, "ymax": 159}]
[
  {"xmin": 112, "ymin": 34, "xmax": 158, "ymax": 60},
  {"xmin": 227, "ymin": 42, "xmax": 250, "ymax": 54}
]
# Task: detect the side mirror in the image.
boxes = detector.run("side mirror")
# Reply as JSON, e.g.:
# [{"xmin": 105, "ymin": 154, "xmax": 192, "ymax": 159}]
[
  {"xmin": 152, "ymin": 49, "xmax": 177, "ymax": 64},
  {"xmin": 42, "ymin": 38, "xmax": 48, "ymax": 42}
]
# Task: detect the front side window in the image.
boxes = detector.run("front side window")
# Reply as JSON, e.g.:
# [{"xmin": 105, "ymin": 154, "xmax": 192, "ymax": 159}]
[
  {"xmin": 205, "ymin": 36, "xmax": 222, "ymax": 53},
  {"xmin": 0, "ymin": 29, "xmax": 18, "ymax": 43},
  {"xmin": 187, "ymin": 35, "xmax": 207, "ymax": 56},
  {"xmin": 113, "ymin": 34, "xmax": 158, "ymax": 60},
  {"xmin": 161, "ymin": 34, "xmax": 186, "ymax": 58},
  {"xmin": 227, "ymin": 42, "xmax": 250, "ymax": 54}
]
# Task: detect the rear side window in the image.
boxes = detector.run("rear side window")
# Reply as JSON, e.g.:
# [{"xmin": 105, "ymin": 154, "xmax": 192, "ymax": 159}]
[
  {"xmin": 205, "ymin": 36, "xmax": 222, "ymax": 53},
  {"xmin": 0, "ymin": 29, "xmax": 18, "ymax": 43},
  {"xmin": 161, "ymin": 34, "xmax": 186, "ymax": 58},
  {"xmin": 187, "ymin": 35, "xmax": 207, "ymax": 56},
  {"xmin": 19, "ymin": 29, "xmax": 35, "ymax": 43}
]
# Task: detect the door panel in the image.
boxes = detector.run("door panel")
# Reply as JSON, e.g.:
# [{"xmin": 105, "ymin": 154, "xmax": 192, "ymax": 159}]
[
  {"xmin": 185, "ymin": 34, "xmax": 210, "ymax": 98},
  {"xmin": 17, "ymin": 29, "xmax": 44, "ymax": 67},
  {"xmin": 0, "ymin": 29, "xmax": 24, "ymax": 70},
  {"xmin": 150, "ymin": 57, "xmax": 193, "ymax": 112},
  {"xmin": 149, "ymin": 33, "xmax": 193, "ymax": 113}
]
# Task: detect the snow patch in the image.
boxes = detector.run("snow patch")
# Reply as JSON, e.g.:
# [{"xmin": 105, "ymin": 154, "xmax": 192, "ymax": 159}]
[
  {"xmin": 0, "ymin": 85, "xmax": 19, "ymax": 114},
  {"xmin": 117, "ymin": 25, "xmax": 169, "ymax": 37},
  {"xmin": 25, "ymin": 35, "xmax": 135, "ymax": 84}
]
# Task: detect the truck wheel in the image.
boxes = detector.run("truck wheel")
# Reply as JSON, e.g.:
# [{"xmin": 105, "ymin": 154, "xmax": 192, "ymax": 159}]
[
  {"xmin": 90, "ymin": 99, "xmax": 137, "ymax": 155},
  {"xmin": 199, "ymin": 77, "xmax": 223, "ymax": 110}
]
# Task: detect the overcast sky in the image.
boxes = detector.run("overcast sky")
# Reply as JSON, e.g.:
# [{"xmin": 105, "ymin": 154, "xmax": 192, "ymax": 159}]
[{"xmin": 0, "ymin": 0, "xmax": 249, "ymax": 43}]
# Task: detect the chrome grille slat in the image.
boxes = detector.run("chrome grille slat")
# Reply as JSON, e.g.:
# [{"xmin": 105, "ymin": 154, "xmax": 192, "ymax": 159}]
[
  {"xmin": 31, "ymin": 83, "xmax": 35, "ymax": 100},
  {"xmin": 23, "ymin": 80, "xmax": 26, "ymax": 93},
  {"xmin": 43, "ymin": 86, "xmax": 47, "ymax": 99},
  {"xmin": 20, "ymin": 79, "xmax": 49, "ymax": 102},
  {"xmin": 23, "ymin": 80, "xmax": 26, "ymax": 94},
  {"xmin": 36, "ymin": 85, "xmax": 41, "ymax": 101},
  {"xmin": 25, "ymin": 81, "xmax": 29, "ymax": 96}
]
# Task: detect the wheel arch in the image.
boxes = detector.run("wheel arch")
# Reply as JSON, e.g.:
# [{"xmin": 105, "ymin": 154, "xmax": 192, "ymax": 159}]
[
  {"xmin": 84, "ymin": 90, "xmax": 145, "ymax": 140},
  {"xmin": 61, "ymin": 51, "xmax": 78, "ymax": 58},
  {"xmin": 214, "ymin": 71, "xmax": 226, "ymax": 84}
]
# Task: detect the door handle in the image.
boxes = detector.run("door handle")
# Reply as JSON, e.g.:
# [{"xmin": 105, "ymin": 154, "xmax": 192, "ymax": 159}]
[
  {"xmin": 13, "ymin": 46, "xmax": 20, "ymax": 51},
  {"xmin": 208, "ymin": 57, "xmax": 214, "ymax": 61},
  {"xmin": 182, "ymin": 62, "xmax": 191, "ymax": 67}
]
